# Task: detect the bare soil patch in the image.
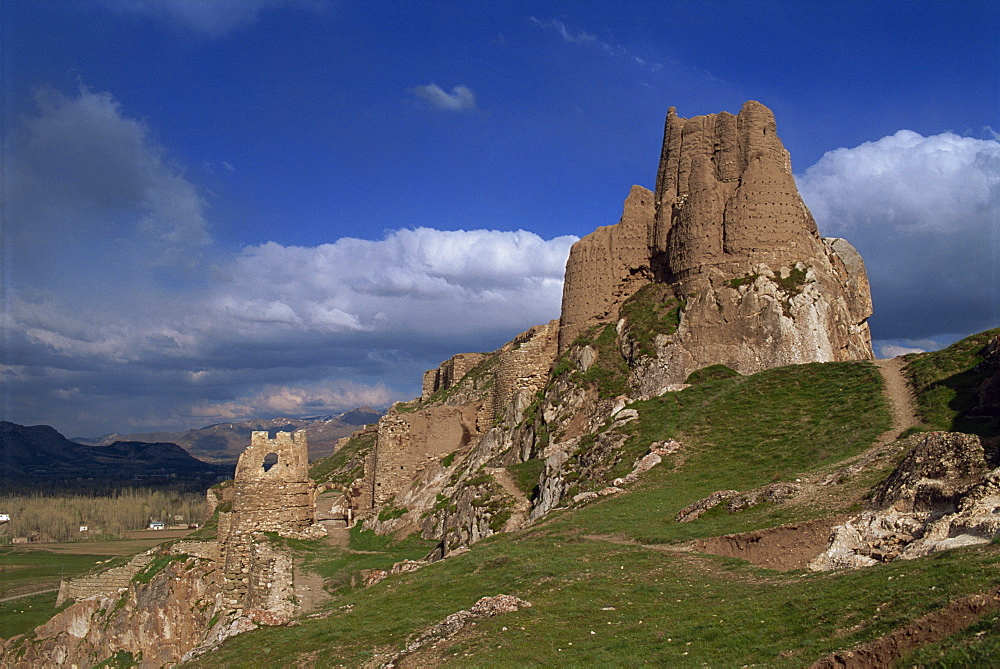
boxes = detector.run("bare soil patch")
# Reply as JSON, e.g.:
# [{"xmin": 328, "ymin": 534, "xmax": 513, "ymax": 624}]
[
  {"xmin": 693, "ymin": 517, "xmax": 846, "ymax": 571},
  {"xmin": 812, "ymin": 586, "xmax": 1000, "ymax": 668}
]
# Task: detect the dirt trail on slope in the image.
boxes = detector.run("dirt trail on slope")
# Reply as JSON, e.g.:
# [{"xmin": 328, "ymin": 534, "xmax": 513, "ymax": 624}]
[
  {"xmin": 874, "ymin": 356, "xmax": 920, "ymax": 439},
  {"xmin": 811, "ymin": 587, "xmax": 1000, "ymax": 668}
]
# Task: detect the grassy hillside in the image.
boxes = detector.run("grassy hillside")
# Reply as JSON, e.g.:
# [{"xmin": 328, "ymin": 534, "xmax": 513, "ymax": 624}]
[
  {"xmin": 903, "ymin": 327, "xmax": 1000, "ymax": 440},
  {"xmin": 192, "ymin": 359, "xmax": 996, "ymax": 667}
]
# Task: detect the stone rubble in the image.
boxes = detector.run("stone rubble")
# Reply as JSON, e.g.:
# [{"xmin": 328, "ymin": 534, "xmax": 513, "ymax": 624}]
[{"xmin": 810, "ymin": 432, "xmax": 1000, "ymax": 570}]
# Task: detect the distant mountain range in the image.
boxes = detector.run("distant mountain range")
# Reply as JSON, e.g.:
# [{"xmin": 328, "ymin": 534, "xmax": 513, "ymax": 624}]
[
  {"xmin": 0, "ymin": 421, "xmax": 230, "ymax": 485},
  {"xmin": 73, "ymin": 407, "xmax": 384, "ymax": 463}
]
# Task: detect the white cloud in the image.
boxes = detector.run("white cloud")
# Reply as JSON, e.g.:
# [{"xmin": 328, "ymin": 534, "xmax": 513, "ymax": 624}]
[
  {"xmin": 529, "ymin": 17, "xmax": 596, "ymax": 45},
  {"xmin": 529, "ymin": 16, "xmax": 662, "ymax": 73},
  {"xmin": 189, "ymin": 381, "xmax": 398, "ymax": 421},
  {"xmin": 876, "ymin": 344, "xmax": 926, "ymax": 359},
  {"xmin": 217, "ymin": 228, "xmax": 575, "ymax": 338},
  {"xmin": 409, "ymin": 84, "xmax": 478, "ymax": 112},
  {"xmin": 798, "ymin": 130, "xmax": 1000, "ymax": 340}
]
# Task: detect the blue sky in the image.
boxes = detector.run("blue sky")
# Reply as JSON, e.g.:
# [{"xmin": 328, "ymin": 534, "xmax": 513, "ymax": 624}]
[{"xmin": 2, "ymin": 0, "xmax": 998, "ymax": 437}]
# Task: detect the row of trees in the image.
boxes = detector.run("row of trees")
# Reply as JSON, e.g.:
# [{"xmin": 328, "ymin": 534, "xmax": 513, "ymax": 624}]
[{"xmin": 0, "ymin": 490, "xmax": 207, "ymax": 542}]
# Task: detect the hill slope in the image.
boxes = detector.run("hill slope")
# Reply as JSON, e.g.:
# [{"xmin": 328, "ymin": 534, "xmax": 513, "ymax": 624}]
[
  {"xmin": 183, "ymin": 332, "xmax": 1000, "ymax": 666},
  {"xmin": 0, "ymin": 421, "xmax": 228, "ymax": 484}
]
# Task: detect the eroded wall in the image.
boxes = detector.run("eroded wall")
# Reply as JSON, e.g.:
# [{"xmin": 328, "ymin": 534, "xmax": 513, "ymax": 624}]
[{"xmin": 558, "ymin": 186, "xmax": 654, "ymax": 352}]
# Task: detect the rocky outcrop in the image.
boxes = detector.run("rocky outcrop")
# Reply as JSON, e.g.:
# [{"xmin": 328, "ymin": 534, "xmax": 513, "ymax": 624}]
[
  {"xmin": 552, "ymin": 101, "xmax": 873, "ymax": 398},
  {"xmin": 973, "ymin": 334, "xmax": 1000, "ymax": 416},
  {"xmin": 3, "ymin": 555, "xmax": 223, "ymax": 668},
  {"xmin": 810, "ymin": 432, "xmax": 1000, "ymax": 570},
  {"xmin": 5, "ymin": 432, "xmax": 327, "ymax": 667}
]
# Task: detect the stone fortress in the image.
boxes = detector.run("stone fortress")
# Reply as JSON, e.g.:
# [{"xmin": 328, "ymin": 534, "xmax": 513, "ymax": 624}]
[{"xmin": 340, "ymin": 99, "xmax": 875, "ymax": 522}]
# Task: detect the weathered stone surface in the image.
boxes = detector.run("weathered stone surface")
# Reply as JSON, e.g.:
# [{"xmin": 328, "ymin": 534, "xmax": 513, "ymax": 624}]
[
  {"xmin": 422, "ymin": 352, "xmax": 487, "ymax": 399},
  {"xmin": 559, "ymin": 185, "xmax": 654, "ymax": 352},
  {"xmin": 5, "ymin": 557, "xmax": 223, "ymax": 668},
  {"xmin": 367, "ymin": 403, "xmax": 480, "ymax": 507},
  {"xmin": 810, "ymin": 432, "xmax": 1000, "ymax": 570}
]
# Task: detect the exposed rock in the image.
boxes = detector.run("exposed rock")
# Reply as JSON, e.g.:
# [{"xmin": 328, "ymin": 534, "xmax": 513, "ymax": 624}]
[
  {"xmin": 677, "ymin": 481, "xmax": 802, "ymax": 523},
  {"xmin": 869, "ymin": 431, "xmax": 987, "ymax": 512},
  {"xmin": 4, "ymin": 556, "xmax": 223, "ymax": 668},
  {"xmin": 973, "ymin": 334, "xmax": 1000, "ymax": 416},
  {"xmin": 381, "ymin": 595, "xmax": 531, "ymax": 668},
  {"xmin": 675, "ymin": 490, "xmax": 740, "ymax": 523},
  {"xmin": 810, "ymin": 432, "xmax": 1000, "ymax": 570}
]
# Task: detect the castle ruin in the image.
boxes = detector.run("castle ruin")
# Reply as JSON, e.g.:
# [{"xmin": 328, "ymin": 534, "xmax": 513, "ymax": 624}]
[{"xmin": 219, "ymin": 430, "xmax": 324, "ymax": 608}]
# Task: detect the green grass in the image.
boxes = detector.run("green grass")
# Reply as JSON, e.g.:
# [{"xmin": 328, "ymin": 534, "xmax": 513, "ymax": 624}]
[
  {"xmin": 553, "ymin": 361, "xmax": 890, "ymax": 543},
  {"xmin": 901, "ymin": 609, "xmax": 1000, "ymax": 667},
  {"xmin": 193, "ymin": 529, "xmax": 1000, "ymax": 668},
  {"xmin": 0, "ymin": 591, "xmax": 62, "ymax": 640},
  {"xmin": 577, "ymin": 324, "xmax": 630, "ymax": 399},
  {"xmin": 903, "ymin": 327, "xmax": 1000, "ymax": 440},
  {"xmin": 684, "ymin": 363, "xmax": 740, "ymax": 385},
  {"xmin": 0, "ymin": 548, "xmax": 111, "ymax": 639},
  {"xmin": 309, "ymin": 429, "xmax": 376, "ymax": 485},
  {"xmin": 507, "ymin": 459, "xmax": 545, "ymax": 499},
  {"xmin": 188, "ymin": 358, "xmax": 906, "ymax": 667},
  {"xmin": 619, "ymin": 283, "xmax": 683, "ymax": 358},
  {"xmin": 102, "ymin": 350, "xmax": 1000, "ymax": 666},
  {"xmin": 297, "ymin": 526, "xmax": 437, "ymax": 596}
]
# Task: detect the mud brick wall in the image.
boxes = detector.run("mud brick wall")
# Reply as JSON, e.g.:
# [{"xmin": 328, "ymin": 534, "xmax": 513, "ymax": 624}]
[
  {"xmin": 370, "ymin": 404, "xmax": 480, "ymax": 506},
  {"xmin": 422, "ymin": 353, "xmax": 487, "ymax": 399},
  {"xmin": 558, "ymin": 186, "xmax": 654, "ymax": 352},
  {"xmin": 491, "ymin": 321, "xmax": 559, "ymax": 419}
]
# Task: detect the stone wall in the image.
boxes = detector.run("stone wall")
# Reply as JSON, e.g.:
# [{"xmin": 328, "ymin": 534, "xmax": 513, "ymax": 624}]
[
  {"xmin": 56, "ymin": 552, "xmax": 154, "ymax": 606},
  {"xmin": 491, "ymin": 320, "xmax": 560, "ymax": 421},
  {"xmin": 558, "ymin": 186, "xmax": 654, "ymax": 353},
  {"xmin": 221, "ymin": 430, "xmax": 323, "ymax": 607},
  {"xmin": 422, "ymin": 352, "xmax": 487, "ymax": 399},
  {"xmin": 369, "ymin": 404, "xmax": 480, "ymax": 506}
]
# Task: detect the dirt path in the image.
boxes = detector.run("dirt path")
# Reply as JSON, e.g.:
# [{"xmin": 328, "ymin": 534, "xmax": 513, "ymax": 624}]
[
  {"xmin": 0, "ymin": 587, "xmax": 58, "ymax": 604},
  {"xmin": 812, "ymin": 586, "xmax": 1000, "ymax": 668},
  {"xmin": 874, "ymin": 356, "xmax": 920, "ymax": 439}
]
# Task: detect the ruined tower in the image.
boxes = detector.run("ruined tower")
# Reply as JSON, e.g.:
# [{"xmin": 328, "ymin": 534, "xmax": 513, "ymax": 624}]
[
  {"xmin": 557, "ymin": 101, "xmax": 873, "ymax": 393},
  {"xmin": 220, "ymin": 430, "xmax": 323, "ymax": 608}
]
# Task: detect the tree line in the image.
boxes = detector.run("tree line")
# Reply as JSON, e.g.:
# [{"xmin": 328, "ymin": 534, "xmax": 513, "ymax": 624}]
[{"xmin": 0, "ymin": 489, "xmax": 207, "ymax": 542}]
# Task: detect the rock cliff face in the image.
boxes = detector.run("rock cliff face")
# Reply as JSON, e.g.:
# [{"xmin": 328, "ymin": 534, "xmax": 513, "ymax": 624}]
[
  {"xmin": 3, "ymin": 432, "xmax": 326, "ymax": 667},
  {"xmin": 334, "ymin": 101, "xmax": 874, "ymax": 552}
]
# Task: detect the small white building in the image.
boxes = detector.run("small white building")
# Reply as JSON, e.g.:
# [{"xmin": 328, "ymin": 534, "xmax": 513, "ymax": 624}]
[
  {"xmin": 149, "ymin": 521, "xmax": 166, "ymax": 530},
  {"xmin": 0, "ymin": 514, "xmax": 10, "ymax": 523},
  {"xmin": 79, "ymin": 525, "xmax": 88, "ymax": 532}
]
